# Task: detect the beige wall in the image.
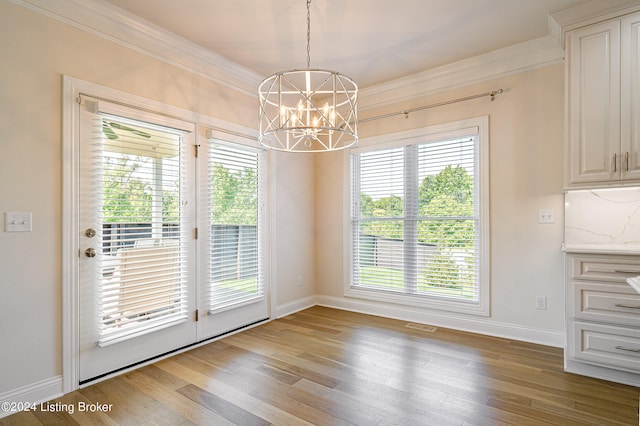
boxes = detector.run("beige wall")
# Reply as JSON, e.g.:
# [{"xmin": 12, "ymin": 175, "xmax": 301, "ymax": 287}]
[
  {"xmin": 0, "ymin": 0, "xmax": 565, "ymax": 400},
  {"xmin": 315, "ymin": 64, "xmax": 566, "ymax": 334},
  {"xmin": 272, "ymin": 151, "xmax": 316, "ymax": 306}
]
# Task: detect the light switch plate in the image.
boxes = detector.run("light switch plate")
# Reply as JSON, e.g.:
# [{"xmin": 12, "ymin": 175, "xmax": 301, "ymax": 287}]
[
  {"xmin": 538, "ymin": 209, "xmax": 555, "ymax": 224},
  {"xmin": 5, "ymin": 212, "xmax": 32, "ymax": 232}
]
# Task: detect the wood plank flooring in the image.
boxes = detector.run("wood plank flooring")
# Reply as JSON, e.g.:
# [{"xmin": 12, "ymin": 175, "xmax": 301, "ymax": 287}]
[{"xmin": 2, "ymin": 306, "xmax": 639, "ymax": 425}]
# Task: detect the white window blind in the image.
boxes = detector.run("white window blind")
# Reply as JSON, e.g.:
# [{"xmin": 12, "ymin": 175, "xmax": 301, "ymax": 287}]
[
  {"xmin": 351, "ymin": 132, "xmax": 481, "ymax": 305},
  {"xmin": 96, "ymin": 113, "xmax": 189, "ymax": 346},
  {"xmin": 208, "ymin": 142, "xmax": 263, "ymax": 312},
  {"xmin": 416, "ymin": 138, "xmax": 478, "ymax": 299},
  {"xmin": 352, "ymin": 146, "xmax": 406, "ymax": 291}
]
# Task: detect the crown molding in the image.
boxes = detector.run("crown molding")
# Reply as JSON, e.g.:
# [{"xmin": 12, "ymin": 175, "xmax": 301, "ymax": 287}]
[
  {"xmin": 358, "ymin": 36, "xmax": 564, "ymax": 111},
  {"xmin": 10, "ymin": 0, "xmax": 263, "ymax": 97},
  {"xmin": 549, "ymin": 0, "xmax": 640, "ymax": 47},
  {"xmin": 12, "ymin": 0, "xmax": 573, "ymax": 109}
]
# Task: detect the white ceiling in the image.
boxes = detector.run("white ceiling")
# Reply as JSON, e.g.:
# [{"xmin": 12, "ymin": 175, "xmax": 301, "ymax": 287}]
[{"xmin": 103, "ymin": 0, "xmax": 594, "ymax": 89}]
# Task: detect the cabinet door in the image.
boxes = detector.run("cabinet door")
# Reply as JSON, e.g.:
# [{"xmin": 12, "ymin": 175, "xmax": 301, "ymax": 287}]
[
  {"xmin": 568, "ymin": 20, "xmax": 621, "ymax": 184},
  {"xmin": 622, "ymin": 12, "xmax": 640, "ymax": 180}
]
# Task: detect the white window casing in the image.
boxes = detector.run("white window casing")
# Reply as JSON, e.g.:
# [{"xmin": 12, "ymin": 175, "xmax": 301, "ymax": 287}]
[{"xmin": 346, "ymin": 117, "xmax": 490, "ymax": 316}]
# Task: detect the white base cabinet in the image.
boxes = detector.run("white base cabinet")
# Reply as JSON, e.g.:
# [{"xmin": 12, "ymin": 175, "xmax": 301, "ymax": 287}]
[{"xmin": 565, "ymin": 253, "xmax": 640, "ymax": 386}]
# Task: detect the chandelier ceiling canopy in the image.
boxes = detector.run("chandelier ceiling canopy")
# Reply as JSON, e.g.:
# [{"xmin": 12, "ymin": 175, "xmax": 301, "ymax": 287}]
[{"xmin": 258, "ymin": 0, "xmax": 358, "ymax": 152}]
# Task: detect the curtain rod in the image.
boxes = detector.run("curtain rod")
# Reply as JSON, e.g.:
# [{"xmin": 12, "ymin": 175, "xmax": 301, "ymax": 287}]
[
  {"xmin": 82, "ymin": 88, "xmax": 504, "ymax": 141},
  {"xmin": 359, "ymin": 89, "xmax": 504, "ymax": 123},
  {"xmin": 210, "ymin": 88, "xmax": 505, "ymax": 141}
]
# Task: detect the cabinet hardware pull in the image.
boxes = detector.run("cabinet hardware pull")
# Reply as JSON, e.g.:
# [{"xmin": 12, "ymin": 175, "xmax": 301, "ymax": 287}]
[
  {"xmin": 614, "ymin": 269, "xmax": 640, "ymax": 274},
  {"xmin": 625, "ymin": 152, "xmax": 630, "ymax": 172},
  {"xmin": 615, "ymin": 345, "xmax": 640, "ymax": 353},
  {"xmin": 615, "ymin": 303, "xmax": 640, "ymax": 309},
  {"xmin": 613, "ymin": 153, "xmax": 617, "ymax": 173}
]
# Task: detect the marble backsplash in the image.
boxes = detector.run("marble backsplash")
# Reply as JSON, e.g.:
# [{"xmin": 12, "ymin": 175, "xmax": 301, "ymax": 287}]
[{"xmin": 565, "ymin": 187, "xmax": 640, "ymax": 247}]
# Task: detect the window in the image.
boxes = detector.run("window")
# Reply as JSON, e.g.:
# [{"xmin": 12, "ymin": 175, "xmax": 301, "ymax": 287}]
[
  {"xmin": 207, "ymin": 140, "xmax": 265, "ymax": 313},
  {"xmin": 348, "ymin": 117, "xmax": 489, "ymax": 315}
]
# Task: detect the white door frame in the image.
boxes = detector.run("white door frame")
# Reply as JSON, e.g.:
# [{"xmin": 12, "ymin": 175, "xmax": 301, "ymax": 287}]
[{"xmin": 62, "ymin": 76, "xmax": 274, "ymax": 393}]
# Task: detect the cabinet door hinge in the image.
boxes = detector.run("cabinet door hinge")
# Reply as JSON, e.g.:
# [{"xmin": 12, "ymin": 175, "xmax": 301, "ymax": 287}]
[
  {"xmin": 195, "ymin": 144, "xmax": 201, "ymax": 158},
  {"xmin": 194, "ymin": 227, "xmax": 198, "ymax": 239},
  {"xmin": 195, "ymin": 309, "xmax": 199, "ymax": 322}
]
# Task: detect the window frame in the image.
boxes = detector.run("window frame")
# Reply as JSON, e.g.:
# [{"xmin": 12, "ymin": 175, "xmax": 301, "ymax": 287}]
[
  {"xmin": 88, "ymin": 103, "xmax": 195, "ymax": 347},
  {"xmin": 204, "ymin": 135, "xmax": 267, "ymax": 314},
  {"xmin": 344, "ymin": 116, "xmax": 490, "ymax": 316}
]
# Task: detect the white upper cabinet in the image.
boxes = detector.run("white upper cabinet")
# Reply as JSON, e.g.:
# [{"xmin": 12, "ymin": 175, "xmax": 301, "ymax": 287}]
[
  {"xmin": 621, "ymin": 13, "xmax": 640, "ymax": 181},
  {"xmin": 566, "ymin": 12, "xmax": 640, "ymax": 187}
]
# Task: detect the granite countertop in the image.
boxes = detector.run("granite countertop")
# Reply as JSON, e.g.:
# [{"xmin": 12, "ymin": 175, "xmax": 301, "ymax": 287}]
[
  {"xmin": 564, "ymin": 187, "xmax": 640, "ymax": 256},
  {"xmin": 562, "ymin": 243, "xmax": 640, "ymax": 255}
]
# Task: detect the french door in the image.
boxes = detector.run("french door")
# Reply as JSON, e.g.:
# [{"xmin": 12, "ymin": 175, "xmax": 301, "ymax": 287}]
[
  {"xmin": 196, "ymin": 130, "xmax": 270, "ymax": 339},
  {"xmin": 77, "ymin": 95, "xmax": 268, "ymax": 383}
]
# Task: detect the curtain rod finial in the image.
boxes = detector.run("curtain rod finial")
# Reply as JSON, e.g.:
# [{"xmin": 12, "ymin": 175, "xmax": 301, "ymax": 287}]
[{"xmin": 490, "ymin": 89, "xmax": 504, "ymax": 101}]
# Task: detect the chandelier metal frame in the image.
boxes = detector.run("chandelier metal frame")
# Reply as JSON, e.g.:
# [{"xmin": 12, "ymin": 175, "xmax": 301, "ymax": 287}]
[{"xmin": 258, "ymin": 0, "xmax": 358, "ymax": 152}]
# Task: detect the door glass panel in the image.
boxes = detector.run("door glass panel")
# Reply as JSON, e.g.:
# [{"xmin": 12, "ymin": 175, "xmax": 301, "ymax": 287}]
[
  {"xmin": 97, "ymin": 115, "xmax": 188, "ymax": 346},
  {"xmin": 208, "ymin": 143, "xmax": 263, "ymax": 312}
]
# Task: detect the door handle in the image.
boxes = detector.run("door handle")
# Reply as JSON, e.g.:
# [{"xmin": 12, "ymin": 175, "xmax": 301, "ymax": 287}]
[
  {"xmin": 615, "ymin": 345, "xmax": 640, "ymax": 353},
  {"xmin": 615, "ymin": 303, "xmax": 640, "ymax": 309}
]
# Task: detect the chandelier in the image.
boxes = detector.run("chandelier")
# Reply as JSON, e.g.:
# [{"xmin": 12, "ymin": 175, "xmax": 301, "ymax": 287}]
[{"xmin": 258, "ymin": 0, "xmax": 358, "ymax": 152}]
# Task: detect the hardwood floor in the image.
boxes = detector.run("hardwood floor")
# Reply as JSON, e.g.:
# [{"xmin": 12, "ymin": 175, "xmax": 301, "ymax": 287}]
[{"xmin": 2, "ymin": 306, "xmax": 639, "ymax": 425}]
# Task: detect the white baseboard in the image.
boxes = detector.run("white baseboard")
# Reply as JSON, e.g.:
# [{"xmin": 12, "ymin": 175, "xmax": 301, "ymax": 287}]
[
  {"xmin": 565, "ymin": 359, "xmax": 640, "ymax": 387},
  {"xmin": 274, "ymin": 295, "xmax": 318, "ymax": 319},
  {"xmin": 0, "ymin": 376, "xmax": 63, "ymax": 419},
  {"xmin": 315, "ymin": 295, "xmax": 565, "ymax": 348}
]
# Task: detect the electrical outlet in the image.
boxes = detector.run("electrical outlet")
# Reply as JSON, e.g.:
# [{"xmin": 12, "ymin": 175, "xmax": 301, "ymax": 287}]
[
  {"xmin": 296, "ymin": 275, "xmax": 302, "ymax": 287},
  {"xmin": 536, "ymin": 296, "xmax": 547, "ymax": 310}
]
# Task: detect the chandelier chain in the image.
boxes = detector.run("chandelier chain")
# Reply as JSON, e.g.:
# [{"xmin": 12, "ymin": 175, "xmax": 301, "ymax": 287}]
[{"xmin": 306, "ymin": 0, "xmax": 311, "ymax": 68}]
